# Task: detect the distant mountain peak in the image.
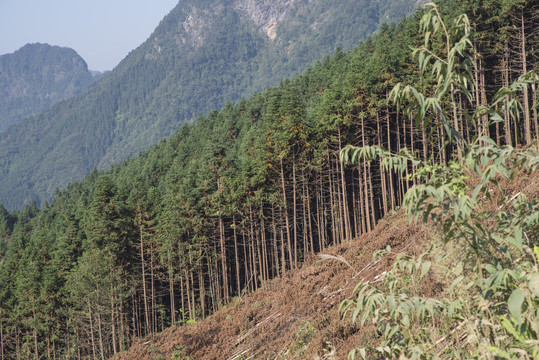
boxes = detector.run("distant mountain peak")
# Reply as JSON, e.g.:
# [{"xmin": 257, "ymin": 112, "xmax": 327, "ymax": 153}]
[
  {"xmin": 0, "ymin": 43, "xmax": 95, "ymax": 132},
  {"xmin": 0, "ymin": 0, "xmax": 420, "ymax": 209}
]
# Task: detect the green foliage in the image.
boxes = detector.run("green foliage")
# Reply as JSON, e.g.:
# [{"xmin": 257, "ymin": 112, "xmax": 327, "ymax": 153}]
[
  {"xmin": 389, "ymin": 2, "xmax": 475, "ymax": 145},
  {"xmin": 289, "ymin": 321, "xmax": 317, "ymax": 356},
  {"xmin": 0, "ymin": 0, "xmax": 417, "ymax": 210},
  {"xmin": 343, "ymin": 140, "xmax": 539, "ymax": 358},
  {"xmin": 0, "ymin": 14, "xmax": 418, "ymax": 354},
  {"xmin": 340, "ymin": 4, "xmax": 539, "ymax": 358},
  {"xmin": 0, "ymin": 0, "xmax": 535, "ymax": 358},
  {"xmin": 0, "ymin": 43, "xmax": 95, "ymax": 132},
  {"xmin": 171, "ymin": 345, "xmax": 193, "ymax": 360}
]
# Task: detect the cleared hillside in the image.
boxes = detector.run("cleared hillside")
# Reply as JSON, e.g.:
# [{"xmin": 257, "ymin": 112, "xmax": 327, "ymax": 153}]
[
  {"xmin": 114, "ymin": 208, "xmax": 433, "ymax": 359},
  {"xmin": 116, "ymin": 167, "xmax": 539, "ymax": 359}
]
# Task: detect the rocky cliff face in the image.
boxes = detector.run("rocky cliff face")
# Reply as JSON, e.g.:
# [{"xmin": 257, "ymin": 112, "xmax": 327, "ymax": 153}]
[
  {"xmin": 179, "ymin": 3, "xmax": 226, "ymax": 48},
  {"xmin": 233, "ymin": 0, "xmax": 296, "ymax": 40}
]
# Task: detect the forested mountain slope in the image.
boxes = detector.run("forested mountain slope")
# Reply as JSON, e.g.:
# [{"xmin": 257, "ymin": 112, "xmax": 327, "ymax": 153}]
[
  {"xmin": 0, "ymin": 0, "xmax": 536, "ymax": 359},
  {"xmin": 0, "ymin": 0, "xmax": 418, "ymax": 209},
  {"xmin": 0, "ymin": 43, "xmax": 95, "ymax": 132}
]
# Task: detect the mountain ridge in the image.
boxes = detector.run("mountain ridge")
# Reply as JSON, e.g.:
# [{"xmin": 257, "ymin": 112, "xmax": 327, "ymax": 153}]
[
  {"xmin": 0, "ymin": 43, "xmax": 95, "ymax": 132},
  {"xmin": 0, "ymin": 0, "xmax": 418, "ymax": 209}
]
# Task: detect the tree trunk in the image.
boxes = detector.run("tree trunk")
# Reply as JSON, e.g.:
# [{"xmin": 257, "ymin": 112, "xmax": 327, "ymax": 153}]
[
  {"xmin": 219, "ymin": 216, "xmax": 229, "ymax": 302},
  {"xmin": 292, "ymin": 153, "xmax": 298, "ymax": 268},
  {"xmin": 150, "ymin": 244, "xmax": 156, "ymax": 333},
  {"xmin": 110, "ymin": 289, "xmax": 117, "ymax": 355},
  {"xmin": 119, "ymin": 295, "xmax": 125, "ymax": 352},
  {"xmin": 33, "ymin": 308, "xmax": 38, "ymax": 360},
  {"xmin": 306, "ymin": 178, "xmax": 314, "ymax": 252},
  {"xmin": 338, "ymin": 128, "xmax": 351, "ymax": 242},
  {"xmin": 260, "ymin": 204, "xmax": 269, "ymax": 283},
  {"xmin": 97, "ymin": 312, "xmax": 105, "ymax": 360},
  {"xmin": 327, "ymin": 149, "xmax": 338, "ymax": 243},
  {"xmin": 180, "ymin": 274, "xmax": 185, "ymax": 322},
  {"xmin": 242, "ymin": 230, "xmax": 249, "ymax": 292},
  {"xmin": 47, "ymin": 336, "xmax": 51, "ymax": 360},
  {"xmin": 503, "ymin": 39, "xmax": 512, "ymax": 146},
  {"xmin": 318, "ymin": 170, "xmax": 326, "ymax": 250},
  {"xmin": 139, "ymin": 219, "xmax": 150, "ymax": 334},
  {"xmin": 249, "ymin": 207, "xmax": 258, "ymax": 291},
  {"xmin": 302, "ymin": 178, "xmax": 308, "ymax": 254},
  {"xmin": 361, "ymin": 118, "xmax": 372, "ymax": 233},
  {"xmin": 199, "ymin": 267, "xmax": 206, "ymax": 319},
  {"xmin": 190, "ymin": 270, "xmax": 195, "ymax": 319},
  {"xmin": 168, "ymin": 256, "xmax": 176, "ymax": 324},
  {"xmin": 377, "ymin": 113, "xmax": 388, "ymax": 216},
  {"xmin": 185, "ymin": 270, "xmax": 192, "ymax": 319},
  {"xmin": 1, "ymin": 316, "xmax": 4, "ymax": 360},
  {"xmin": 280, "ymin": 158, "xmax": 292, "ymax": 271},
  {"xmin": 88, "ymin": 300, "xmax": 97, "ymax": 360},
  {"xmin": 233, "ymin": 215, "xmax": 241, "ymax": 295},
  {"xmin": 386, "ymin": 107, "xmax": 396, "ymax": 210},
  {"xmin": 520, "ymin": 12, "xmax": 531, "ymax": 144},
  {"xmin": 271, "ymin": 205, "xmax": 280, "ymax": 277},
  {"xmin": 357, "ymin": 164, "xmax": 366, "ymax": 235}
]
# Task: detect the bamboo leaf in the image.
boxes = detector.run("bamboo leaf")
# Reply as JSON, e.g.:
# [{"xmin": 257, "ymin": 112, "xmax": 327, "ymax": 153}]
[
  {"xmin": 512, "ymin": 227, "xmax": 523, "ymax": 251},
  {"xmin": 420, "ymin": 261, "xmax": 431, "ymax": 278},
  {"xmin": 529, "ymin": 276, "xmax": 539, "ymax": 298},
  {"xmin": 401, "ymin": 314, "xmax": 410, "ymax": 327},
  {"xmin": 508, "ymin": 288, "xmax": 524, "ymax": 324}
]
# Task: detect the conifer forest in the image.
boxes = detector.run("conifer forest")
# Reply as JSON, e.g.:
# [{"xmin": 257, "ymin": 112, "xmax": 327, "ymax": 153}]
[{"xmin": 0, "ymin": 0, "xmax": 537, "ymax": 358}]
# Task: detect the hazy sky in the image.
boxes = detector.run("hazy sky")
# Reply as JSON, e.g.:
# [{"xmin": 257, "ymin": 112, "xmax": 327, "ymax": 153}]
[{"xmin": 0, "ymin": 0, "xmax": 179, "ymax": 71}]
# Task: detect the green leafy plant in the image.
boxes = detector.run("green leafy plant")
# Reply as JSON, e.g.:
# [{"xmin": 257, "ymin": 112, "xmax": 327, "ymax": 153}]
[
  {"xmin": 340, "ymin": 3, "xmax": 539, "ymax": 359},
  {"xmin": 285, "ymin": 321, "xmax": 317, "ymax": 358},
  {"xmin": 171, "ymin": 344, "xmax": 193, "ymax": 360}
]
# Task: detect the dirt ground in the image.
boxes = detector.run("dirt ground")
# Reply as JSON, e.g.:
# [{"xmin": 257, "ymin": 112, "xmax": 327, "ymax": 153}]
[
  {"xmin": 114, "ymin": 208, "xmax": 432, "ymax": 360},
  {"xmin": 115, "ymin": 169, "xmax": 539, "ymax": 360}
]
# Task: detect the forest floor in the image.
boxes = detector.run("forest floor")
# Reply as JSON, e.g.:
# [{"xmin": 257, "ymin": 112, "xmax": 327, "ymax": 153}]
[
  {"xmin": 114, "ymin": 208, "xmax": 433, "ymax": 360},
  {"xmin": 115, "ymin": 169, "xmax": 539, "ymax": 360}
]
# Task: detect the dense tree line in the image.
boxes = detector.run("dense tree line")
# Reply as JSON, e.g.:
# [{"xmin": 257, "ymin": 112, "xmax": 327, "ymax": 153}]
[
  {"xmin": 341, "ymin": 3, "xmax": 539, "ymax": 358},
  {"xmin": 0, "ymin": 0, "xmax": 536, "ymax": 358},
  {"xmin": 0, "ymin": 0, "xmax": 416, "ymax": 210}
]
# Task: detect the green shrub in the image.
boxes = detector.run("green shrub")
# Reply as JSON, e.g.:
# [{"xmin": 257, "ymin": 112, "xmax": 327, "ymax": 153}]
[{"xmin": 340, "ymin": 3, "xmax": 539, "ymax": 359}]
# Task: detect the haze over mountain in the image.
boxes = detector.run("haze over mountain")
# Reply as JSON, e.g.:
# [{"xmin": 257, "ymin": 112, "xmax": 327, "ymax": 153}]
[
  {"xmin": 0, "ymin": 43, "xmax": 95, "ymax": 132},
  {"xmin": 0, "ymin": 0, "xmax": 418, "ymax": 209}
]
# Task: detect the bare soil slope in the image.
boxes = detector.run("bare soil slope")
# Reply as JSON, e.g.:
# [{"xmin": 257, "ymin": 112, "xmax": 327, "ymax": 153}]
[
  {"xmin": 116, "ymin": 169, "xmax": 539, "ymax": 360},
  {"xmin": 115, "ymin": 209, "xmax": 432, "ymax": 360}
]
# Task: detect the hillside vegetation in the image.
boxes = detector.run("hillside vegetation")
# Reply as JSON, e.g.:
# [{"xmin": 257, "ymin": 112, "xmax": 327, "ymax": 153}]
[
  {"xmin": 113, "ymin": 168, "xmax": 539, "ymax": 359},
  {"xmin": 114, "ymin": 208, "xmax": 436, "ymax": 359},
  {"xmin": 0, "ymin": 0, "xmax": 537, "ymax": 359},
  {"xmin": 0, "ymin": 0, "xmax": 417, "ymax": 209},
  {"xmin": 0, "ymin": 43, "xmax": 95, "ymax": 132}
]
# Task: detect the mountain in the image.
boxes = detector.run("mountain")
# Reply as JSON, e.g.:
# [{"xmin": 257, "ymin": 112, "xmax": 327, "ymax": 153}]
[
  {"xmin": 0, "ymin": 0, "xmax": 536, "ymax": 358},
  {"xmin": 0, "ymin": 0, "xmax": 419, "ymax": 209},
  {"xmin": 0, "ymin": 43, "xmax": 95, "ymax": 132}
]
